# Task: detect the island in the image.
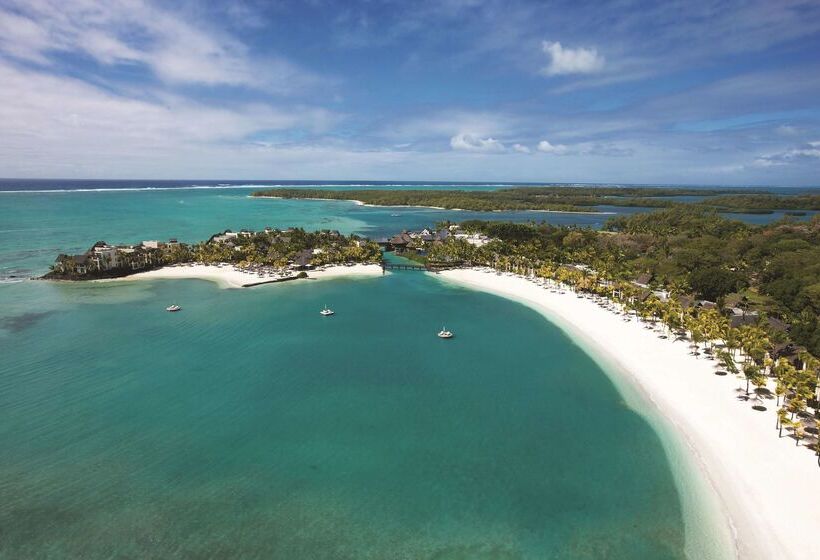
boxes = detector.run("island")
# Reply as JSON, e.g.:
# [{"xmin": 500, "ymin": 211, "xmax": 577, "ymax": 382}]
[
  {"xmin": 252, "ymin": 186, "xmax": 820, "ymax": 215},
  {"xmin": 42, "ymin": 227, "xmax": 384, "ymax": 288}
]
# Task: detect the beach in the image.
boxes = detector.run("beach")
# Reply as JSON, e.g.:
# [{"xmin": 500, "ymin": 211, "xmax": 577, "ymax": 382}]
[
  {"xmin": 435, "ymin": 268, "xmax": 820, "ymax": 560},
  {"xmin": 116, "ymin": 263, "xmax": 383, "ymax": 289}
]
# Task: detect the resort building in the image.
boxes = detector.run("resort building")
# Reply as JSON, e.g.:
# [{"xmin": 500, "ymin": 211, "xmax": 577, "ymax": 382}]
[
  {"xmin": 383, "ymin": 226, "xmax": 487, "ymax": 254},
  {"xmin": 51, "ymin": 239, "xmax": 168, "ymax": 277}
]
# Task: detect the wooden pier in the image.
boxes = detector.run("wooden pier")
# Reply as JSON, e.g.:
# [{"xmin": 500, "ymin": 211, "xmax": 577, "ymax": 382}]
[{"xmin": 381, "ymin": 261, "xmax": 463, "ymax": 272}]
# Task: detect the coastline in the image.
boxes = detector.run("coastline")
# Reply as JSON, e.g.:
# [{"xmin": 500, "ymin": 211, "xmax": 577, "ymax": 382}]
[
  {"xmin": 102, "ymin": 263, "xmax": 384, "ymax": 289},
  {"xmin": 434, "ymin": 268, "xmax": 820, "ymax": 560},
  {"xmin": 251, "ymin": 195, "xmax": 611, "ymax": 214}
]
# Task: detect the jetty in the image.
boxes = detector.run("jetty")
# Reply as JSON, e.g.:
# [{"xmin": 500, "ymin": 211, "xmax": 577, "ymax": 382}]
[{"xmin": 381, "ymin": 261, "xmax": 463, "ymax": 273}]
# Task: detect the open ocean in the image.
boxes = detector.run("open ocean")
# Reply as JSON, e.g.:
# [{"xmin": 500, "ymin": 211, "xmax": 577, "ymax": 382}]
[{"xmin": 0, "ymin": 179, "xmax": 783, "ymax": 558}]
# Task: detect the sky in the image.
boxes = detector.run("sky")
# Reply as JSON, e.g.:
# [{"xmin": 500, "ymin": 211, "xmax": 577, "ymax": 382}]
[{"xmin": 0, "ymin": 0, "xmax": 819, "ymax": 185}]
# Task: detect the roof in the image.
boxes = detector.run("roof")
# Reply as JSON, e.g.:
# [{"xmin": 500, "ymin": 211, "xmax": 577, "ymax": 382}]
[
  {"xmin": 678, "ymin": 295, "xmax": 695, "ymax": 308},
  {"xmin": 730, "ymin": 315, "xmax": 759, "ymax": 328},
  {"xmin": 634, "ymin": 273, "xmax": 653, "ymax": 286},
  {"xmin": 294, "ymin": 249, "xmax": 313, "ymax": 266},
  {"xmin": 771, "ymin": 343, "xmax": 806, "ymax": 361},
  {"xmin": 389, "ymin": 232, "xmax": 412, "ymax": 245},
  {"xmin": 767, "ymin": 317, "xmax": 789, "ymax": 333}
]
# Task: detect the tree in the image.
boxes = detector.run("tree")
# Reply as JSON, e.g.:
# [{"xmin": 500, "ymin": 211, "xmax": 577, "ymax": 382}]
[
  {"xmin": 777, "ymin": 408, "xmax": 789, "ymax": 438},
  {"xmin": 743, "ymin": 362, "xmax": 763, "ymax": 396},
  {"xmin": 793, "ymin": 420, "xmax": 805, "ymax": 447},
  {"xmin": 689, "ymin": 266, "xmax": 742, "ymax": 301}
]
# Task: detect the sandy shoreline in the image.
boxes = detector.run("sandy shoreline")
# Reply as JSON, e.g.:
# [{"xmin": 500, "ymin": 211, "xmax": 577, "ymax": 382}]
[
  {"xmin": 435, "ymin": 268, "xmax": 820, "ymax": 560},
  {"xmin": 252, "ymin": 195, "xmax": 611, "ymax": 214},
  {"xmin": 108, "ymin": 263, "xmax": 383, "ymax": 289}
]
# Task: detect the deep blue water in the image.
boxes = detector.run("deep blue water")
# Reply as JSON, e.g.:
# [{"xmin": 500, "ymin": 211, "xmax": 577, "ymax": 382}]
[{"xmin": 0, "ymin": 178, "xmax": 817, "ymax": 194}]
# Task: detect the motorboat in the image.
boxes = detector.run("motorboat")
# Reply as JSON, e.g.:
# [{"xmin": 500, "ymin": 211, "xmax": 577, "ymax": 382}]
[
  {"xmin": 437, "ymin": 327, "xmax": 454, "ymax": 339},
  {"xmin": 166, "ymin": 304, "xmax": 181, "ymax": 312},
  {"xmin": 320, "ymin": 306, "xmax": 335, "ymax": 316}
]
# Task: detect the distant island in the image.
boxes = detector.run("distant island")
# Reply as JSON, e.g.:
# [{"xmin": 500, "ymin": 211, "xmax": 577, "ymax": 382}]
[
  {"xmin": 252, "ymin": 186, "xmax": 820, "ymax": 214},
  {"xmin": 42, "ymin": 227, "xmax": 383, "ymax": 284}
]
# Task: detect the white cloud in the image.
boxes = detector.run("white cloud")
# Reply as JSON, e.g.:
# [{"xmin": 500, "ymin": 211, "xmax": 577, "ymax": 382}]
[
  {"xmin": 449, "ymin": 133, "xmax": 505, "ymax": 153},
  {"xmin": 384, "ymin": 110, "xmax": 519, "ymax": 140},
  {"xmin": 753, "ymin": 141, "xmax": 820, "ymax": 167},
  {"xmin": 512, "ymin": 143, "xmax": 531, "ymax": 153},
  {"xmin": 0, "ymin": 0, "xmax": 322, "ymax": 94},
  {"xmin": 541, "ymin": 41, "xmax": 604, "ymax": 76},
  {"xmin": 536, "ymin": 139, "xmax": 569, "ymax": 155},
  {"xmin": 0, "ymin": 60, "xmax": 340, "ymax": 176}
]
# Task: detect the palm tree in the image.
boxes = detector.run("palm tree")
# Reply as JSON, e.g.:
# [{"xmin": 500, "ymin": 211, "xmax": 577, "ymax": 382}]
[
  {"xmin": 661, "ymin": 299, "xmax": 683, "ymax": 335},
  {"xmin": 724, "ymin": 327, "xmax": 741, "ymax": 360},
  {"xmin": 743, "ymin": 362, "xmax": 762, "ymax": 396},
  {"xmin": 793, "ymin": 420, "xmax": 805, "ymax": 447},
  {"xmin": 717, "ymin": 349, "xmax": 738, "ymax": 375},
  {"xmin": 777, "ymin": 408, "xmax": 789, "ymax": 438},
  {"xmin": 772, "ymin": 358, "xmax": 795, "ymax": 407}
]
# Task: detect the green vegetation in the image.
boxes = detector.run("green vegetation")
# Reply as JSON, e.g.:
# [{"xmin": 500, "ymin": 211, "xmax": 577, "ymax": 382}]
[
  {"xmin": 188, "ymin": 228, "xmax": 381, "ymax": 268},
  {"xmin": 705, "ymin": 194, "xmax": 820, "ymax": 212},
  {"xmin": 419, "ymin": 209, "xmax": 820, "ymax": 448},
  {"xmin": 253, "ymin": 186, "xmax": 819, "ymax": 214},
  {"xmin": 45, "ymin": 228, "xmax": 381, "ymax": 280},
  {"xmin": 424, "ymin": 209, "xmax": 820, "ymax": 357}
]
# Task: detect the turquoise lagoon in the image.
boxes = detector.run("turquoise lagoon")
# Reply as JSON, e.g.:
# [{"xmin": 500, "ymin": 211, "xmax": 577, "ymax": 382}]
[{"xmin": 0, "ymin": 185, "xmax": 735, "ymax": 558}]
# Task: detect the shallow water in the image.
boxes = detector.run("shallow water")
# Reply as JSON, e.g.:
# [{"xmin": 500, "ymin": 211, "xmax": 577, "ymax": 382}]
[
  {"xmin": 0, "ymin": 185, "xmax": 737, "ymax": 558},
  {"xmin": 2, "ymin": 183, "xmax": 815, "ymax": 279},
  {"xmin": 0, "ymin": 273, "xmax": 694, "ymax": 558}
]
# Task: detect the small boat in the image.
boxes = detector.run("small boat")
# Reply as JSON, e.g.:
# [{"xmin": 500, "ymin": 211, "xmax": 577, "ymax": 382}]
[
  {"xmin": 166, "ymin": 304, "xmax": 181, "ymax": 312},
  {"xmin": 320, "ymin": 306, "xmax": 335, "ymax": 316},
  {"xmin": 390, "ymin": 213, "xmax": 400, "ymax": 217},
  {"xmin": 437, "ymin": 327, "xmax": 454, "ymax": 339}
]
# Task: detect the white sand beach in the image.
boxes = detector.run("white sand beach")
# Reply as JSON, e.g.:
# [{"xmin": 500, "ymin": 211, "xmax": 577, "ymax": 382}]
[
  {"xmin": 117, "ymin": 263, "xmax": 383, "ymax": 289},
  {"xmin": 435, "ymin": 268, "xmax": 820, "ymax": 560}
]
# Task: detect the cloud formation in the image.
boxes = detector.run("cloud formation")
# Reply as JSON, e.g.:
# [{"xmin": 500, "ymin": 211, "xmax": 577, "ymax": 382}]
[
  {"xmin": 537, "ymin": 139, "xmax": 569, "ymax": 154},
  {"xmin": 0, "ymin": 1, "xmax": 817, "ymax": 185},
  {"xmin": 541, "ymin": 41, "xmax": 604, "ymax": 76},
  {"xmin": 450, "ymin": 133, "xmax": 506, "ymax": 153},
  {"xmin": 0, "ymin": 0, "xmax": 320, "ymax": 94},
  {"xmin": 753, "ymin": 141, "xmax": 820, "ymax": 167}
]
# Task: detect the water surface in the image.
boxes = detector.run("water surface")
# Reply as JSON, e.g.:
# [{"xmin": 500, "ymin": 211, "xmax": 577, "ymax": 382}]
[{"xmin": 0, "ymin": 183, "xmax": 745, "ymax": 558}]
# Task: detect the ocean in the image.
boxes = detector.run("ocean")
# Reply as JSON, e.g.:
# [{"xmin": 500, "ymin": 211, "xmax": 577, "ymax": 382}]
[{"xmin": 0, "ymin": 179, "xmax": 768, "ymax": 558}]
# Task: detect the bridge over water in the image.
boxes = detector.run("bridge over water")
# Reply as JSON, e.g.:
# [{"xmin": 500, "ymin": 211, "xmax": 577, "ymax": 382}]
[{"xmin": 380, "ymin": 261, "xmax": 463, "ymax": 272}]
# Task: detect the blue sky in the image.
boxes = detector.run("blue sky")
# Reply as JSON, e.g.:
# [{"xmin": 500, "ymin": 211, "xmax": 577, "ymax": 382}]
[{"xmin": 0, "ymin": 0, "xmax": 819, "ymax": 185}]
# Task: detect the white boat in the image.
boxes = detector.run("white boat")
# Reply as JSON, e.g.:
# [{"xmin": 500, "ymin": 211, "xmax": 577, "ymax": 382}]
[
  {"xmin": 166, "ymin": 304, "xmax": 181, "ymax": 312},
  {"xmin": 320, "ymin": 306, "xmax": 335, "ymax": 316},
  {"xmin": 437, "ymin": 327, "xmax": 454, "ymax": 339}
]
